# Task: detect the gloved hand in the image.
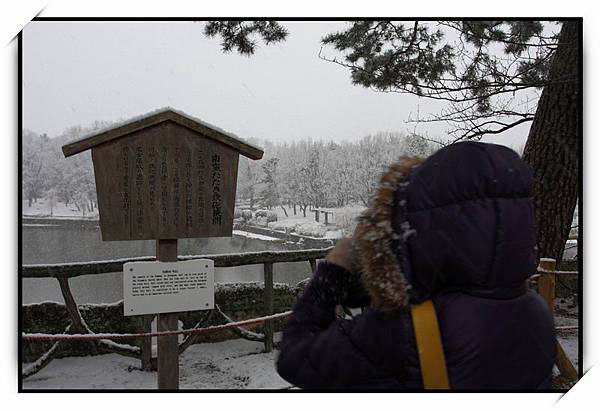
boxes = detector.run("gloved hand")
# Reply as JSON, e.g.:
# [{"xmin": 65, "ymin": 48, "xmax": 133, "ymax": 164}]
[{"xmin": 302, "ymin": 237, "xmax": 371, "ymax": 309}]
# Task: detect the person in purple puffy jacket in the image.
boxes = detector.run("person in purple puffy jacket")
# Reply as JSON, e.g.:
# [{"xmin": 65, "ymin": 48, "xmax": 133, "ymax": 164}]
[{"xmin": 276, "ymin": 141, "xmax": 556, "ymax": 390}]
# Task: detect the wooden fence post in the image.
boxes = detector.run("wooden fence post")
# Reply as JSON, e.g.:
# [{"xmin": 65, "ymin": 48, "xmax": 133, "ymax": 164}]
[
  {"xmin": 556, "ymin": 341, "xmax": 578, "ymax": 381},
  {"xmin": 57, "ymin": 276, "xmax": 97, "ymax": 355},
  {"xmin": 139, "ymin": 314, "xmax": 155, "ymax": 371},
  {"xmin": 538, "ymin": 258, "xmax": 578, "ymax": 382},
  {"xmin": 157, "ymin": 239, "xmax": 179, "ymax": 390},
  {"xmin": 263, "ymin": 262, "xmax": 274, "ymax": 352},
  {"xmin": 538, "ymin": 258, "xmax": 556, "ymax": 311}
]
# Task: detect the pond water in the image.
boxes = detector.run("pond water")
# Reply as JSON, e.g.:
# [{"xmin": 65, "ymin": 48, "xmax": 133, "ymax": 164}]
[
  {"xmin": 22, "ymin": 219, "xmax": 577, "ymax": 305},
  {"xmin": 22, "ymin": 219, "xmax": 316, "ymax": 304}
]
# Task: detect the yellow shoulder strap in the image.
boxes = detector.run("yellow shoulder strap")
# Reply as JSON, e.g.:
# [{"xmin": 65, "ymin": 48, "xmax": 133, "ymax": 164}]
[{"xmin": 411, "ymin": 300, "xmax": 450, "ymax": 389}]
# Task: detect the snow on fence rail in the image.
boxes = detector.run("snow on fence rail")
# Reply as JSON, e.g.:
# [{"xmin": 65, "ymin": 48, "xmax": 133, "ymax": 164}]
[
  {"xmin": 21, "ymin": 248, "xmax": 331, "ymax": 379},
  {"xmin": 21, "ymin": 248, "xmax": 333, "ymax": 278}
]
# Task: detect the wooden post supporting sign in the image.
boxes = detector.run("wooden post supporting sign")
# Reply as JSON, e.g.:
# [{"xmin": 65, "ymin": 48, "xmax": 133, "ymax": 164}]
[
  {"xmin": 156, "ymin": 239, "xmax": 179, "ymax": 389},
  {"xmin": 140, "ymin": 314, "xmax": 154, "ymax": 371}
]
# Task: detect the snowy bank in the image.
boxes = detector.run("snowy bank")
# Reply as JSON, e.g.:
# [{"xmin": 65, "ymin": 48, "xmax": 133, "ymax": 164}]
[
  {"xmin": 232, "ymin": 230, "xmax": 281, "ymax": 242},
  {"xmin": 23, "ymin": 337, "xmax": 291, "ymax": 390}
]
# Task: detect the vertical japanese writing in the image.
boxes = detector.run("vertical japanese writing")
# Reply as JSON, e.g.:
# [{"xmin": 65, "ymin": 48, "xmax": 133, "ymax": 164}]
[
  {"xmin": 160, "ymin": 147, "xmax": 168, "ymax": 227},
  {"xmin": 211, "ymin": 153, "xmax": 222, "ymax": 225},
  {"xmin": 184, "ymin": 148, "xmax": 193, "ymax": 229},
  {"xmin": 172, "ymin": 147, "xmax": 181, "ymax": 228},
  {"xmin": 195, "ymin": 147, "xmax": 205, "ymax": 223},
  {"xmin": 147, "ymin": 147, "xmax": 157, "ymax": 209},
  {"xmin": 121, "ymin": 147, "xmax": 130, "ymax": 224},
  {"xmin": 134, "ymin": 146, "xmax": 144, "ymax": 235}
]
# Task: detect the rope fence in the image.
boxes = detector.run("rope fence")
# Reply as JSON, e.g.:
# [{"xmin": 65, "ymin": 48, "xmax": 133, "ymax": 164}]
[
  {"xmin": 22, "ymin": 311, "xmax": 293, "ymax": 342},
  {"xmin": 21, "ymin": 248, "xmax": 328, "ymax": 379},
  {"xmin": 536, "ymin": 267, "xmax": 578, "ymax": 276}
]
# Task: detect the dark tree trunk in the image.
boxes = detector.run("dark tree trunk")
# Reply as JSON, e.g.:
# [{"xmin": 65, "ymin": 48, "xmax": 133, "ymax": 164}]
[
  {"xmin": 280, "ymin": 205, "xmax": 289, "ymax": 217},
  {"xmin": 523, "ymin": 20, "xmax": 580, "ymax": 264},
  {"xmin": 293, "ymin": 204, "xmax": 297, "ymax": 215}
]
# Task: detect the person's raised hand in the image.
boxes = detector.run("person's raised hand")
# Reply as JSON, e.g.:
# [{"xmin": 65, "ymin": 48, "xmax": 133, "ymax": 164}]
[{"xmin": 324, "ymin": 237, "xmax": 357, "ymax": 273}]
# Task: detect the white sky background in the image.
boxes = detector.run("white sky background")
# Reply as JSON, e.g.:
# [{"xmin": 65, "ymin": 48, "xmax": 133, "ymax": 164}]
[{"xmin": 23, "ymin": 21, "xmax": 530, "ymax": 149}]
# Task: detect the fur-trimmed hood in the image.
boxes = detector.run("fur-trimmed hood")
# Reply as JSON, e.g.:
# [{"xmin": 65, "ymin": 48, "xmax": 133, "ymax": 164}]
[
  {"xmin": 354, "ymin": 157, "xmax": 423, "ymax": 311},
  {"xmin": 354, "ymin": 142, "xmax": 536, "ymax": 311}
]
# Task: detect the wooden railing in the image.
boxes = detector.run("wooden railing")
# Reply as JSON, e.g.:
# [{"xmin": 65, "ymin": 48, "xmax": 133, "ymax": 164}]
[
  {"xmin": 22, "ymin": 247, "xmax": 579, "ymax": 382},
  {"xmin": 21, "ymin": 248, "xmax": 332, "ymax": 376}
]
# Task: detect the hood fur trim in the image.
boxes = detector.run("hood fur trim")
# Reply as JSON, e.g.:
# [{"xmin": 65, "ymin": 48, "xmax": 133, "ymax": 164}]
[{"xmin": 354, "ymin": 157, "xmax": 423, "ymax": 311}]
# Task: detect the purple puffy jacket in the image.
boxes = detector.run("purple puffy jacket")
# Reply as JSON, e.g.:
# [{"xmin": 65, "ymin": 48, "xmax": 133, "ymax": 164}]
[{"xmin": 276, "ymin": 142, "xmax": 556, "ymax": 390}]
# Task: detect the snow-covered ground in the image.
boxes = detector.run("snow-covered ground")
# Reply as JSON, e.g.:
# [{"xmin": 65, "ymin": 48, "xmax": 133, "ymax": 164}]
[
  {"xmin": 231, "ymin": 230, "xmax": 282, "ymax": 242},
  {"xmin": 247, "ymin": 204, "xmax": 365, "ymax": 239},
  {"xmin": 22, "ymin": 337, "xmax": 292, "ymax": 390},
  {"xmin": 22, "ymin": 322, "xmax": 579, "ymax": 390},
  {"xmin": 554, "ymin": 299, "xmax": 579, "ymax": 373}
]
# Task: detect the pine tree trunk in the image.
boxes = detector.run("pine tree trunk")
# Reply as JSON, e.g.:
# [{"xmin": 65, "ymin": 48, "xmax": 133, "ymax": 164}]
[{"xmin": 523, "ymin": 20, "xmax": 580, "ymax": 264}]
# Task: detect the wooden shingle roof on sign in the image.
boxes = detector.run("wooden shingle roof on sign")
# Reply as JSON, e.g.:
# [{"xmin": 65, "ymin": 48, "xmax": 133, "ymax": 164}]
[{"xmin": 61, "ymin": 107, "xmax": 264, "ymax": 160}]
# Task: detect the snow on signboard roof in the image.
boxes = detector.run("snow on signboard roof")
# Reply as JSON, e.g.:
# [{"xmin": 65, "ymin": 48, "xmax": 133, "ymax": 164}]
[{"xmin": 61, "ymin": 107, "xmax": 264, "ymax": 160}]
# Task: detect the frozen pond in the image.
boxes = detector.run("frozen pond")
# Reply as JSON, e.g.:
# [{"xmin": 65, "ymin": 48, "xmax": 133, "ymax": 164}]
[{"xmin": 21, "ymin": 218, "xmax": 316, "ymax": 304}]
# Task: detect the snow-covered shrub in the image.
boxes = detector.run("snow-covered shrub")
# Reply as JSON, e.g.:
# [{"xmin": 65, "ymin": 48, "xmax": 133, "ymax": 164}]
[
  {"xmin": 268, "ymin": 219, "xmax": 303, "ymax": 233},
  {"xmin": 255, "ymin": 209, "xmax": 269, "ymax": 218},
  {"xmin": 241, "ymin": 209, "xmax": 253, "ymax": 221},
  {"xmin": 295, "ymin": 222, "xmax": 327, "ymax": 238},
  {"xmin": 266, "ymin": 211, "xmax": 278, "ymax": 223},
  {"xmin": 234, "ymin": 208, "xmax": 242, "ymax": 219}
]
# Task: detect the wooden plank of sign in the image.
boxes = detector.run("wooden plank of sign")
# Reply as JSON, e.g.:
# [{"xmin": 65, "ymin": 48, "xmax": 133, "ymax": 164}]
[{"xmin": 91, "ymin": 121, "xmax": 239, "ymax": 241}]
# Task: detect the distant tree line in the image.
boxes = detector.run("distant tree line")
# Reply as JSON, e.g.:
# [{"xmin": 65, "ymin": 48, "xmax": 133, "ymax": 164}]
[
  {"xmin": 22, "ymin": 121, "xmax": 112, "ymax": 216},
  {"xmin": 22, "ymin": 126, "xmax": 434, "ymax": 216},
  {"xmin": 237, "ymin": 132, "xmax": 435, "ymax": 215}
]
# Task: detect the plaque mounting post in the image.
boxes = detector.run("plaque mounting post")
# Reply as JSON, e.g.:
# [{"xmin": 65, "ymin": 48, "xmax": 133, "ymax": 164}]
[{"xmin": 156, "ymin": 238, "xmax": 179, "ymax": 390}]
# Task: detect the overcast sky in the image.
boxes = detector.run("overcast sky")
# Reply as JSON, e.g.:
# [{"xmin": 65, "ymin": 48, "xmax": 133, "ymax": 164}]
[{"xmin": 23, "ymin": 21, "xmax": 530, "ymax": 149}]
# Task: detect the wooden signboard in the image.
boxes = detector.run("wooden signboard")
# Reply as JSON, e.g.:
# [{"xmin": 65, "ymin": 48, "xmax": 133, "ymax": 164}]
[
  {"xmin": 62, "ymin": 108, "xmax": 262, "ymax": 241},
  {"xmin": 62, "ymin": 108, "xmax": 263, "ymax": 390}
]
